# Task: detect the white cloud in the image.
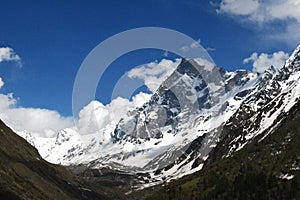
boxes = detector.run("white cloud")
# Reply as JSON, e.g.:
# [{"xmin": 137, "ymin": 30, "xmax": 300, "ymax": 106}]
[
  {"xmin": 77, "ymin": 92, "xmax": 151, "ymax": 135},
  {"xmin": 0, "ymin": 47, "xmax": 21, "ymax": 63},
  {"xmin": 243, "ymin": 51, "xmax": 289, "ymax": 73},
  {"xmin": 217, "ymin": 0, "xmax": 300, "ymax": 45},
  {"xmin": 218, "ymin": 0, "xmax": 259, "ymax": 16},
  {"xmin": 131, "ymin": 92, "xmax": 151, "ymax": 108},
  {"xmin": 77, "ymin": 100, "xmax": 110, "ymax": 135},
  {"xmin": 0, "ymin": 93, "xmax": 74, "ymax": 137},
  {"xmin": 0, "ymin": 47, "xmax": 21, "ymax": 90},
  {"xmin": 0, "ymin": 47, "xmax": 21, "ymax": 89},
  {"xmin": 127, "ymin": 59, "xmax": 180, "ymax": 92},
  {"xmin": 0, "ymin": 77, "xmax": 4, "ymax": 88}
]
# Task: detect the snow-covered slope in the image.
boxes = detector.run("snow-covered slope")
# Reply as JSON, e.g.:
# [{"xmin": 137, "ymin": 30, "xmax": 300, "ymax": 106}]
[
  {"xmin": 17, "ymin": 45, "xmax": 300, "ymax": 187},
  {"xmin": 207, "ymin": 44, "xmax": 300, "ymax": 162}
]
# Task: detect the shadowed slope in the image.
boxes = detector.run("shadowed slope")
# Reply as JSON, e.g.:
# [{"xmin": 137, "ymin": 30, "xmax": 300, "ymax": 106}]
[{"xmin": 0, "ymin": 120, "xmax": 109, "ymax": 200}]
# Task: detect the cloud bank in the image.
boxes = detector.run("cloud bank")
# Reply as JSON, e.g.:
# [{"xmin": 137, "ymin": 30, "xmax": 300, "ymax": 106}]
[
  {"xmin": 0, "ymin": 90, "xmax": 149, "ymax": 137},
  {"xmin": 0, "ymin": 93, "xmax": 74, "ymax": 137}
]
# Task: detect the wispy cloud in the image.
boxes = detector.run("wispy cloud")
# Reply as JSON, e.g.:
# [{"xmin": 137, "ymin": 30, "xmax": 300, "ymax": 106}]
[
  {"xmin": 218, "ymin": 0, "xmax": 259, "ymax": 16},
  {"xmin": 190, "ymin": 39, "xmax": 201, "ymax": 48},
  {"xmin": 206, "ymin": 47, "xmax": 215, "ymax": 52},
  {"xmin": 216, "ymin": 0, "xmax": 300, "ymax": 45},
  {"xmin": 180, "ymin": 39, "xmax": 201, "ymax": 53},
  {"xmin": 217, "ymin": 0, "xmax": 300, "ymax": 23}
]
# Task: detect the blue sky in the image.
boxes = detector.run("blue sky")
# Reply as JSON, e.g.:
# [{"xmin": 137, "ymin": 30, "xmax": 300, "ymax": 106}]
[{"xmin": 0, "ymin": 0, "xmax": 299, "ymax": 120}]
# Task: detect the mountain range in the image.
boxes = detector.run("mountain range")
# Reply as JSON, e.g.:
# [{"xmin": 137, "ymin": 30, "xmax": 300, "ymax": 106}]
[{"xmin": 3, "ymin": 44, "xmax": 300, "ymax": 199}]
